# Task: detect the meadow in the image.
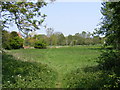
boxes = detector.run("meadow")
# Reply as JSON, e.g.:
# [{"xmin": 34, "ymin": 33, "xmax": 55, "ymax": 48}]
[{"xmin": 2, "ymin": 45, "xmax": 104, "ymax": 88}]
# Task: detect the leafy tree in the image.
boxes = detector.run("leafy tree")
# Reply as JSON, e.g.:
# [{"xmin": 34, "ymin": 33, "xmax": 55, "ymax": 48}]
[
  {"xmin": 58, "ymin": 33, "xmax": 66, "ymax": 45},
  {"xmin": 54, "ymin": 32, "xmax": 65, "ymax": 45},
  {"xmin": 0, "ymin": 1, "xmax": 50, "ymax": 37},
  {"xmin": 72, "ymin": 40, "xmax": 77, "ymax": 46},
  {"xmin": 9, "ymin": 36, "xmax": 24, "ymax": 49},
  {"xmin": 2, "ymin": 30, "xmax": 23, "ymax": 49},
  {"xmin": 24, "ymin": 37, "xmax": 35, "ymax": 46},
  {"xmin": 67, "ymin": 35, "xmax": 73, "ymax": 45},
  {"xmin": 84, "ymin": 38, "xmax": 93, "ymax": 45},
  {"xmin": 36, "ymin": 34, "xmax": 48, "ymax": 45},
  {"xmin": 74, "ymin": 33, "xmax": 84, "ymax": 45},
  {"xmin": 34, "ymin": 40, "xmax": 46, "ymax": 49},
  {"xmin": 46, "ymin": 27, "xmax": 54, "ymax": 38},
  {"xmin": 97, "ymin": 2, "xmax": 120, "ymax": 50},
  {"xmin": 50, "ymin": 34, "xmax": 57, "ymax": 46},
  {"xmin": 25, "ymin": 34, "xmax": 47, "ymax": 47},
  {"xmin": 81, "ymin": 31, "xmax": 87, "ymax": 38},
  {"xmin": 10, "ymin": 31, "xmax": 19, "ymax": 38},
  {"xmin": 46, "ymin": 27, "xmax": 54, "ymax": 45},
  {"xmin": 2, "ymin": 30, "xmax": 11, "ymax": 49},
  {"xmin": 86, "ymin": 31, "xmax": 91, "ymax": 38},
  {"xmin": 92, "ymin": 36, "xmax": 102, "ymax": 45},
  {"xmin": 73, "ymin": 32, "xmax": 93, "ymax": 45},
  {"xmin": 96, "ymin": 2, "xmax": 120, "ymax": 88}
]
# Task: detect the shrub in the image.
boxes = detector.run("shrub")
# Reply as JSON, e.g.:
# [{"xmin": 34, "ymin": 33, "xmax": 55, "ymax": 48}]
[
  {"xmin": 98, "ymin": 50, "xmax": 120, "ymax": 71},
  {"xmin": 2, "ymin": 30, "xmax": 11, "ymax": 49},
  {"xmin": 34, "ymin": 41, "xmax": 46, "ymax": 49},
  {"xmin": 2, "ymin": 42, "xmax": 12, "ymax": 50},
  {"xmin": 9, "ymin": 37, "xmax": 24, "ymax": 49},
  {"xmin": 2, "ymin": 30, "xmax": 24, "ymax": 50},
  {"xmin": 97, "ymin": 50, "xmax": 120, "ymax": 88}
]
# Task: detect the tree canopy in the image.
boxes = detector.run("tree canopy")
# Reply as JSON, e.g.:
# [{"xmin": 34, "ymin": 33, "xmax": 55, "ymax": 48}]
[
  {"xmin": 97, "ymin": 2, "xmax": 120, "ymax": 50},
  {"xmin": 0, "ymin": 1, "xmax": 49, "ymax": 37},
  {"xmin": 96, "ymin": 1, "xmax": 120, "ymax": 88}
]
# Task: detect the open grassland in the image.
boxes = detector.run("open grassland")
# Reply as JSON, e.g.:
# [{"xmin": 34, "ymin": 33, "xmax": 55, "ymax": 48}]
[{"xmin": 3, "ymin": 45, "xmax": 103, "ymax": 88}]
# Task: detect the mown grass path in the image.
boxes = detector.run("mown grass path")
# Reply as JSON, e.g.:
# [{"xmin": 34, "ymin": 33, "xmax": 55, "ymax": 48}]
[{"xmin": 7, "ymin": 45, "xmax": 102, "ymax": 88}]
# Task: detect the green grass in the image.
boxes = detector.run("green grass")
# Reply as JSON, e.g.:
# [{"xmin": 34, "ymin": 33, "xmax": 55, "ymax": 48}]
[
  {"xmin": 3, "ymin": 45, "xmax": 103, "ymax": 88},
  {"xmin": 2, "ymin": 54, "xmax": 57, "ymax": 88}
]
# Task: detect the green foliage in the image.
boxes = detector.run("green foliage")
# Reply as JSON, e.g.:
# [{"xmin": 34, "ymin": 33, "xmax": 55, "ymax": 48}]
[
  {"xmin": 8, "ymin": 45, "xmax": 101, "ymax": 88},
  {"xmin": 10, "ymin": 31, "xmax": 18, "ymax": 38},
  {"xmin": 2, "ymin": 30, "xmax": 11, "ymax": 49},
  {"xmin": 33, "ymin": 34, "xmax": 48, "ymax": 45},
  {"xmin": 50, "ymin": 34, "xmax": 57, "ymax": 46},
  {"xmin": 9, "ymin": 37, "xmax": 23, "ymax": 49},
  {"xmin": 65, "ymin": 32, "xmax": 102, "ymax": 46},
  {"xmin": 34, "ymin": 40, "xmax": 46, "ymax": 49},
  {"xmin": 98, "ymin": 50, "xmax": 120, "ymax": 71},
  {"xmin": 56, "ymin": 33, "xmax": 66, "ymax": 45},
  {"xmin": 2, "ymin": 53, "xmax": 57, "ymax": 88},
  {"xmin": 23, "ymin": 31, "xmax": 103, "ymax": 47},
  {"xmin": 94, "ymin": 2, "xmax": 120, "ymax": 88},
  {"xmin": 98, "ymin": 2, "xmax": 120, "ymax": 50},
  {"xmin": 97, "ymin": 50, "xmax": 120, "ymax": 88},
  {"xmin": 63, "ymin": 68, "xmax": 103, "ymax": 88},
  {"xmin": 92, "ymin": 36, "xmax": 102, "ymax": 45},
  {"xmin": 24, "ymin": 37, "xmax": 36, "ymax": 47},
  {"xmin": 2, "ymin": 30, "xmax": 24, "ymax": 49},
  {"xmin": 67, "ymin": 35, "xmax": 73, "ymax": 45},
  {"xmin": 100, "ymin": 71, "xmax": 120, "ymax": 88},
  {"xmin": 7, "ymin": 45, "xmax": 118, "ymax": 88},
  {"xmin": 63, "ymin": 50, "xmax": 120, "ymax": 88},
  {"xmin": 1, "ymin": 1, "xmax": 47, "ymax": 37}
]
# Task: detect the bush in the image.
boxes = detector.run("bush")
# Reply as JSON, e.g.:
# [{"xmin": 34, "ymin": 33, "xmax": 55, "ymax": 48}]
[
  {"xmin": 97, "ymin": 50, "xmax": 120, "ymax": 88},
  {"xmin": 98, "ymin": 50, "xmax": 120, "ymax": 71},
  {"xmin": 34, "ymin": 41, "xmax": 46, "ymax": 49},
  {"xmin": 9, "ymin": 37, "xmax": 24, "ymax": 49},
  {"xmin": 2, "ymin": 30, "xmax": 11, "ymax": 49},
  {"xmin": 2, "ymin": 42, "xmax": 12, "ymax": 50},
  {"xmin": 2, "ymin": 30, "xmax": 24, "ymax": 50}
]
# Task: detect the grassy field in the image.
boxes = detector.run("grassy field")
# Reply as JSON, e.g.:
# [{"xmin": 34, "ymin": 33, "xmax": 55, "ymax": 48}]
[{"xmin": 3, "ymin": 45, "xmax": 103, "ymax": 88}]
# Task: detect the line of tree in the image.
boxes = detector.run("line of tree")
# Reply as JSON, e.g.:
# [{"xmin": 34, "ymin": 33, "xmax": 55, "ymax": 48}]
[
  {"xmin": 35, "ymin": 30, "xmax": 104, "ymax": 46},
  {"xmin": 2, "ymin": 30, "xmax": 104, "ymax": 49}
]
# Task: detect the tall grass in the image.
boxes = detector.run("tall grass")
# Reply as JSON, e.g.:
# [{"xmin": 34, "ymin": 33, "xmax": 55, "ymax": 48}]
[
  {"xmin": 3, "ymin": 45, "xmax": 104, "ymax": 88},
  {"xmin": 2, "ymin": 53, "xmax": 57, "ymax": 88}
]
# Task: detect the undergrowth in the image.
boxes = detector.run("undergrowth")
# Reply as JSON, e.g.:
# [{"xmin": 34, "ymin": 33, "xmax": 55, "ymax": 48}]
[{"xmin": 2, "ymin": 53, "xmax": 57, "ymax": 88}]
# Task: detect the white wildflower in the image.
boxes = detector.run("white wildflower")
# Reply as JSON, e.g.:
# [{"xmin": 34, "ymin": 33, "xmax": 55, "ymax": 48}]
[{"xmin": 17, "ymin": 74, "xmax": 21, "ymax": 77}]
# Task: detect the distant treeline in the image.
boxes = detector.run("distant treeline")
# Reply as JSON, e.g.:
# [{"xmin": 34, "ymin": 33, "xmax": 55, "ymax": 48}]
[
  {"xmin": 25, "ymin": 31, "xmax": 104, "ymax": 46},
  {"xmin": 2, "ymin": 30, "xmax": 104, "ymax": 49}
]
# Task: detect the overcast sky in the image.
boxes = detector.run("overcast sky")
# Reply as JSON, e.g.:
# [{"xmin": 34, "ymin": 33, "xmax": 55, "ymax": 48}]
[{"xmin": 8, "ymin": 2, "xmax": 103, "ymax": 36}]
